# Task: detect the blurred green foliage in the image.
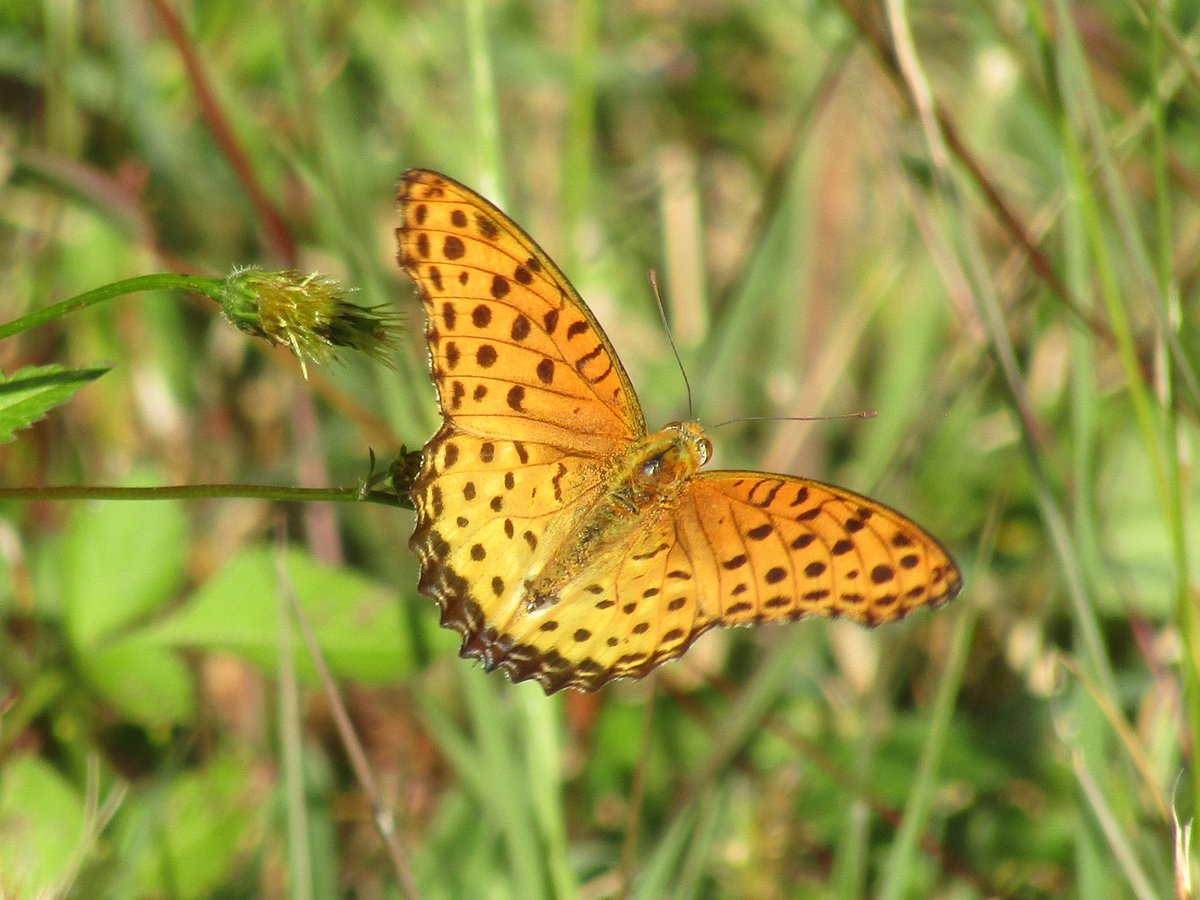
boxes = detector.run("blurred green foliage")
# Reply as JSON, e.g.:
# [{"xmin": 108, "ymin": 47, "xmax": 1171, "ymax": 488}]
[{"xmin": 1, "ymin": 0, "xmax": 1197, "ymax": 896}]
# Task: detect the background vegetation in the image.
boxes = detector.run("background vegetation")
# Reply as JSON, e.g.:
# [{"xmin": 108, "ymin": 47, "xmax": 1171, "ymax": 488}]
[{"xmin": 1, "ymin": 0, "xmax": 1197, "ymax": 896}]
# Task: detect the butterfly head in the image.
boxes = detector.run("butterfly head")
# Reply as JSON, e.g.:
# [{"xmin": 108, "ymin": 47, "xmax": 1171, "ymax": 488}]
[
  {"xmin": 666, "ymin": 421, "xmax": 712, "ymax": 466},
  {"xmin": 636, "ymin": 421, "xmax": 712, "ymax": 482}
]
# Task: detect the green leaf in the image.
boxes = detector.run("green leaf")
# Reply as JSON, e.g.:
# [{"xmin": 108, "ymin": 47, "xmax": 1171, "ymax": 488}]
[
  {"xmin": 112, "ymin": 753, "xmax": 257, "ymax": 900},
  {"xmin": 135, "ymin": 546, "xmax": 419, "ymax": 682},
  {"xmin": 0, "ymin": 755, "xmax": 87, "ymax": 895},
  {"xmin": 0, "ymin": 363, "xmax": 111, "ymax": 443},
  {"xmin": 78, "ymin": 639, "xmax": 196, "ymax": 726},
  {"xmin": 62, "ymin": 492, "xmax": 188, "ymax": 650}
]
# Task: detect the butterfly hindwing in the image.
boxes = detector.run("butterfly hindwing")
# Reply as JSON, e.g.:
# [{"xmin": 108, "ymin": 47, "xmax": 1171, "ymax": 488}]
[
  {"xmin": 681, "ymin": 473, "xmax": 962, "ymax": 627},
  {"xmin": 497, "ymin": 508, "xmax": 718, "ymax": 692},
  {"xmin": 410, "ymin": 426, "xmax": 613, "ymax": 672}
]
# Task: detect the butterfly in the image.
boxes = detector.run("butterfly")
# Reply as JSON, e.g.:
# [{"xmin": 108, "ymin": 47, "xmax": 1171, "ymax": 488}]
[{"xmin": 396, "ymin": 169, "xmax": 962, "ymax": 694}]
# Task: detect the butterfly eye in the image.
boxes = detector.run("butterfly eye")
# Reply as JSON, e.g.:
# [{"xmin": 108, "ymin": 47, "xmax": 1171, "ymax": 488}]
[
  {"xmin": 641, "ymin": 454, "xmax": 664, "ymax": 477},
  {"xmin": 698, "ymin": 437, "xmax": 713, "ymax": 465}
]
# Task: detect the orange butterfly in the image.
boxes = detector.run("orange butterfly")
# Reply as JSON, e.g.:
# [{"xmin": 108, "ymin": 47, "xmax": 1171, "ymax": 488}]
[{"xmin": 397, "ymin": 169, "xmax": 962, "ymax": 693}]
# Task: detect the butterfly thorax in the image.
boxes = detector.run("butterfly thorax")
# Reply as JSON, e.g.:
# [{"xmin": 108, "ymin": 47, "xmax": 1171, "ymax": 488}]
[
  {"xmin": 525, "ymin": 422, "xmax": 711, "ymax": 611},
  {"xmin": 607, "ymin": 422, "xmax": 712, "ymax": 511}
]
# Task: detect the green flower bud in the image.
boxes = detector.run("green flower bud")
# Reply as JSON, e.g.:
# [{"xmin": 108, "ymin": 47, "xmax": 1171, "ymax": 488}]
[{"xmin": 219, "ymin": 267, "xmax": 402, "ymax": 377}]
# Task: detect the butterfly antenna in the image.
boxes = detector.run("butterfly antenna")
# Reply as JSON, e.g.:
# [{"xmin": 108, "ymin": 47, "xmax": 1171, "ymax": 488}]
[
  {"xmin": 648, "ymin": 270, "xmax": 695, "ymax": 419},
  {"xmin": 709, "ymin": 410, "xmax": 878, "ymax": 430}
]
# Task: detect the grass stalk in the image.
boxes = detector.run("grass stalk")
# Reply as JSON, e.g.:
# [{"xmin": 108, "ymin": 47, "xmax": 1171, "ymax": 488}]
[
  {"xmin": 463, "ymin": 0, "xmax": 504, "ymax": 197},
  {"xmin": 876, "ymin": 604, "xmax": 979, "ymax": 899}
]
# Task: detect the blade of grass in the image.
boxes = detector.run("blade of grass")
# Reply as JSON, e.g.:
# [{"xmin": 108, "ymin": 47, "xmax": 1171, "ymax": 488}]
[
  {"xmin": 1048, "ymin": 0, "xmax": 1197, "ymax": 819},
  {"xmin": 458, "ymin": 673, "xmax": 550, "ymax": 900},
  {"xmin": 831, "ymin": 645, "xmax": 889, "ymax": 900},
  {"xmin": 148, "ymin": 0, "xmax": 296, "ymax": 264},
  {"xmin": 1061, "ymin": 656, "xmax": 1170, "ymax": 823},
  {"xmin": 1072, "ymin": 748, "xmax": 1158, "ymax": 900},
  {"xmin": 672, "ymin": 780, "xmax": 728, "ymax": 900},
  {"xmin": 561, "ymin": 0, "xmax": 600, "ymax": 276},
  {"xmin": 687, "ymin": 635, "xmax": 807, "ymax": 787},
  {"xmin": 519, "ymin": 689, "xmax": 578, "ymax": 900},
  {"xmin": 876, "ymin": 604, "xmax": 979, "ymax": 899},
  {"xmin": 1147, "ymin": 0, "xmax": 1199, "ymax": 830},
  {"xmin": 277, "ymin": 535, "xmax": 314, "ymax": 900},
  {"xmin": 884, "ymin": 13, "xmax": 1135, "ymax": 896},
  {"xmin": 629, "ymin": 798, "xmax": 701, "ymax": 900},
  {"xmin": 275, "ymin": 0, "xmax": 437, "ymax": 450},
  {"xmin": 693, "ymin": 45, "xmax": 859, "ymax": 419},
  {"xmin": 53, "ymin": 757, "xmax": 128, "ymax": 898},
  {"xmin": 887, "ymin": 0, "xmax": 1118, "ymax": 699},
  {"xmin": 463, "ymin": 0, "xmax": 504, "ymax": 199},
  {"xmin": 619, "ymin": 687, "xmax": 659, "ymax": 900},
  {"xmin": 275, "ymin": 541, "xmax": 420, "ymax": 899}
]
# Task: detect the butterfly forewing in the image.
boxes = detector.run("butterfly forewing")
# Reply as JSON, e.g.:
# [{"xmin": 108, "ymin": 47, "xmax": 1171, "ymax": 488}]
[{"xmin": 397, "ymin": 169, "xmax": 645, "ymax": 455}]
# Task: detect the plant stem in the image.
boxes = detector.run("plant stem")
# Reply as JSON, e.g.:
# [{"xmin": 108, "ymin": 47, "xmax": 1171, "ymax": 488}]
[
  {"xmin": 0, "ymin": 484, "xmax": 408, "ymax": 507},
  {"xmin": 0, "ymin": 274, "xmax": 226, "ymax": 340}
]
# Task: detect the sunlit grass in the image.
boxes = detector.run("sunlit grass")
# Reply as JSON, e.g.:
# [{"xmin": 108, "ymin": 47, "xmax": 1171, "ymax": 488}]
[{"xmin": 0, "ymin": 1, "xmax": 1195, "ymax": 896}]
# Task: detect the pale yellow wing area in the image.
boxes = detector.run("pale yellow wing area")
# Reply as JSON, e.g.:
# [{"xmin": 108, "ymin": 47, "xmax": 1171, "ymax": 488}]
[
  {"xmin": 679, "ymin": 472, "xmax": 962, "ymax": 626},
  {"xmin": 410, "ymin": 425, "xmax": 615, "ymax": 689},
  {"xmin": 396, "ymin": 169, "xmax": 645, "ymax": 455},
  {"xmin": 495, "ymin": 504, "xmax": 718, "ymax": 692}
]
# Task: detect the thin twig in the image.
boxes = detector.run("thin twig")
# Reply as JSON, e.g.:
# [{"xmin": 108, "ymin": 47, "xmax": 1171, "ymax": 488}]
[
  {"xmin": 834, "ymin": 0, "xmax": 1112, "ymax": 344},
  {"xmin": 148, "ymin": 0, "xmax": 297, "ymax": 265},
  {"xmin": 273, "ymin": 540, "xmax": 422, "ymax": 899}
]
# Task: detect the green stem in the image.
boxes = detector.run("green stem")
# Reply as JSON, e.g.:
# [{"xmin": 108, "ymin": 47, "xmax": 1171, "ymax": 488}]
[
  {"xmin": 0, "ymin": 484, "xmax": 407, "ymax": 507},
  {"xmin": 0, "ymin": 273, "xmax": 226, "ymax": 340},
  {"xmin": 463, "ymin": 0, "xmax": 503, "ymax": 195},
  {"xmin": 562, "ymin": 0, "xmax": 600, "ymax": 273},
  {"xmin": 1148, "ymin": 0, "xmax": 1199, "ymax": 822}
]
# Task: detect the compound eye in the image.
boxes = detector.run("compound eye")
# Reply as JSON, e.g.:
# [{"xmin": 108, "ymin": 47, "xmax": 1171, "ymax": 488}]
[{"xmin": 698, "ymin": 437, "xmax": 713, "ymax": 465}]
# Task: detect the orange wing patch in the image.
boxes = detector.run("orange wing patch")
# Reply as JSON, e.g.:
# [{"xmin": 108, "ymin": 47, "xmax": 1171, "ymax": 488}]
[{"xmin": 397, "ymin": 170, "xmax": 644, "ymax": 456}]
